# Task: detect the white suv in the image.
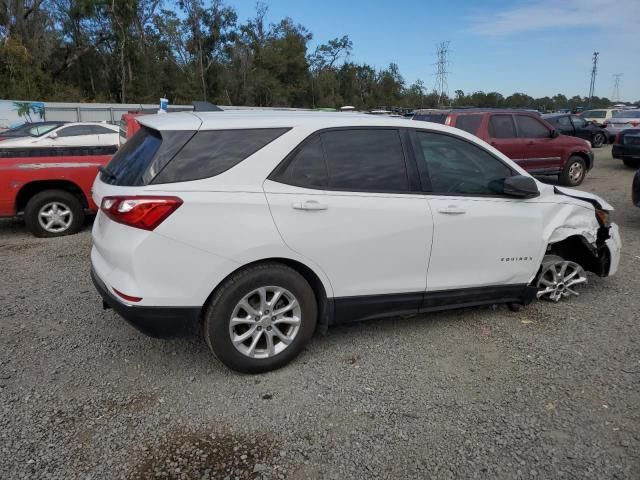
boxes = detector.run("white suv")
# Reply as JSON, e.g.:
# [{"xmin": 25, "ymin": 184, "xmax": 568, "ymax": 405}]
[{"xmin": 91, "ymin": 111, "xmax": 621, "ymax": 373}]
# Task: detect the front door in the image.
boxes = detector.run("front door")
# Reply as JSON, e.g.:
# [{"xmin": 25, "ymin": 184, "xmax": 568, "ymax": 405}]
[
  {"xmin": 264, "ymin": 128, "xmax": 433, "ymax": 320},
  {"xmin": 411, "ymin": 129, "xmax": 547, "ymax": 292}
]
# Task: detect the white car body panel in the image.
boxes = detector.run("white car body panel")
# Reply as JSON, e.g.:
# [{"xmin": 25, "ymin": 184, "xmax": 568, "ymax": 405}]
[{"xmin": 91, "ymin": 111, "xmax": 620, "ymax": 312}]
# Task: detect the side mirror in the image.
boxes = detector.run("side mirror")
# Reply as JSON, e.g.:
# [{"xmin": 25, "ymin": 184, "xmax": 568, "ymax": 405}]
[
  {"xmin": 550, "ymin": 129, "xmax": 559, "ymax": 138},
  {"xmin": 47, "ymin": 132, "xmax": 58, "ymax": 139},
  {"xmin": 503, "ymin": 175, "xmax": 540, "ymax": 199}
]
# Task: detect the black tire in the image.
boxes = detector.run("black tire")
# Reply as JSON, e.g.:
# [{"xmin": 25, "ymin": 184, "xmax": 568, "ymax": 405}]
[
  {"xmin": 623, "ymin": 158, "xmax": 640, "ymax": 169},
  {"xmin": 591, "ymin": 132, "xmax": 606, "ymax": 148},
  {"xmin": 24, "ymin": 189, "xmax": 84, "ymax": 238},
  {"xmin": 558, "ymin": 156, "xmax": 587, "ymax": 186},
  {"xmin": 203, "ymin": 263, "xmax": 317, "ymax": 373}
]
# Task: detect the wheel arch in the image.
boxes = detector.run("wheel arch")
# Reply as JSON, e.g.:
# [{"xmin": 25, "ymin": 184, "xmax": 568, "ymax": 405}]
[
  {"xmin": 569, "ymin": 150, "xmax": 593, "ymax": 169},
  {"xmin": 546, "ymin": 234, "xmax": 609, "ymax": 276},
  {"xmin": 15, "ymin": 180, "xmax": 89, "ymax": 214},
  {"xmin": 202, "ymin": 257, "xmax": 334, "ymax": 334}
]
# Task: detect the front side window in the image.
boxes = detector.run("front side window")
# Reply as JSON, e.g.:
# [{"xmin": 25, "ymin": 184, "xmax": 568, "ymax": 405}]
[
  {"xmin": 584, "ymin": 110, "xmax": 606, "ymax": 118},
  {"xmin": 55, "ymin": 126, "xmax": 90, "ymax": 137},
  {"xmin": 415, "ymin": 131, "xmax": 513, "ymax": 196},
  {"xmin": 515, "ymin": 115, "xmax": 550, "ymax": 138},
  {"xmin": 320, "ymin": 129, "xmax": 409, "ymax": 192},
  {"xmin": 571, "ymin": 116, "xmax": 587, "ymax": 128},
  {"xmin": 488, "ymin": 115, "xmax": 517, "ymax": 138}
]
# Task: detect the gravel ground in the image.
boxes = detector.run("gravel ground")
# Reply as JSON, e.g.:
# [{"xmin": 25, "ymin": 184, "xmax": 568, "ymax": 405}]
[{"xmin": 1, "ymin": 146, "xmax": 639, "ymax": 479}]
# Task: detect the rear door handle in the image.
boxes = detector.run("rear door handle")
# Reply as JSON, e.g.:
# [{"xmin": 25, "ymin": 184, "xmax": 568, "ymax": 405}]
[
  {"xmin": 438, "ymin": 205, "xmax": 466, "ymax": 215},
  {"xmin": 291, "ymin": 200, "xmax": 328, "ymax": 211}
]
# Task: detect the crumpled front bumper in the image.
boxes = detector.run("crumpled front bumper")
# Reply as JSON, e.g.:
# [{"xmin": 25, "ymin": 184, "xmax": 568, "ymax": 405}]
[{"xmin": 605, "ymin": 223, "xmax": 621, "ymax": 276}]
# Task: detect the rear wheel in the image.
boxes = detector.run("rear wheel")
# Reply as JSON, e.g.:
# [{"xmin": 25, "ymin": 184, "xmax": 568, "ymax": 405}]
[
  {"xmin": 203, "ymin": 263, "xmax": 317, "ymax": 373},
  {"xmin": 24, "ymin": 189, "xmax": 84, "ymax": 237},
  {"xmin": 623, "ymin": 158, "xmax": 640, "ymax": 168},
  {"xmin": 559, "ymin": 156, "xmax": 587, "ymax": 186},
  {"xmin": 591, "ymin": 132, "xmax": 606, "ymax": 148}
]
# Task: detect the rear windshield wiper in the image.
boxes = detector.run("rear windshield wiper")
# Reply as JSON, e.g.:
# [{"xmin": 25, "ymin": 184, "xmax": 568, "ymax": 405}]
[{"xmin": 98, "ymin": 165, "xmax": 117, "ymax": 181}]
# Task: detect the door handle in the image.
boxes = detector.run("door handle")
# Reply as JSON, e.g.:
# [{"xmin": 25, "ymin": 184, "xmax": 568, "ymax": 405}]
[
  {"xmin": 291, "ymin": 200, "xmax": 328, "ymax": 211},
  {"xmin": 437, "ymin": 205, "xmax": 466, "ymax": 215}
]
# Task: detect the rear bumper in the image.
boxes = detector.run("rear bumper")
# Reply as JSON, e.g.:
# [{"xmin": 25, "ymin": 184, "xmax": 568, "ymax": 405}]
[
  {"xmin": 612, "ymin": 144, "xmax": 640, "ymax": 160},
  {"xmin": 91, "ymin": 267, "xmax": 200, "ymax": 338}
]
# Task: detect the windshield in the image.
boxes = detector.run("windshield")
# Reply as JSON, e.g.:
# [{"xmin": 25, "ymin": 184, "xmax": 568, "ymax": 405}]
[
  {"xmin": 613, "ymin": 110, "xmax": 640, "ymax": 118},
  {"xmin": 2, "ymin": 123, "xmax": 60, "ymax": 137}
]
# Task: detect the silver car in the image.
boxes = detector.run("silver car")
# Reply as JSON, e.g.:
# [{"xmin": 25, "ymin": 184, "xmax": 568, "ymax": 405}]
[{"xmin": 605, "ymin": 109, "xmax": 640, "ymax": 135}]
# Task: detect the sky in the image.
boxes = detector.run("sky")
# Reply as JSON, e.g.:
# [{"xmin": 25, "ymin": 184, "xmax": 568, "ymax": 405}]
[{"xmin": 233, "ymin": 0, "xmax": 640, "ymax": 101}]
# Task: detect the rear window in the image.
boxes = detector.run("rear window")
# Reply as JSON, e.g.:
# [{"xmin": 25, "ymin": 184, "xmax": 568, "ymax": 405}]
[
  {"xmin": 152, "ymin": 128, "xmax": 289, "ymax": 184},
  {"xmin": 413, "ymin": 114, "xmax": 447, "ymax": 124},
  {"xmin": 454, "ymin": 114, "xmax": 482, "ymax": 134}
]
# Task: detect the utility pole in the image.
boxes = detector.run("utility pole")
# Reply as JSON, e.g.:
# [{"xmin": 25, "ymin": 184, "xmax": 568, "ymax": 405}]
[
  {"xmin": 612, "ymin": 74, "xmax": 623, "ymax": 102},
  {"xmin": 435, "ymin": 41, "xmax": 450, "ymax": 107},
  {"xmin": 588, "ymin": 51, "xmax": 599, "ymax": 102}
]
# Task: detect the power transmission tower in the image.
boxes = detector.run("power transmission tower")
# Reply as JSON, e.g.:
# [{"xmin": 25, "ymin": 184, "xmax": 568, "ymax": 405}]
[
  {"xmin": 612, "ymin": 74, "xmax": 623, "ymax": 102},
  {"xmin": 434, "ymin": 41, "xmax": 450, "ymax": 106},
  {"xmin": 588, "ymin": 51, "xmax": 599, "ymax": 101}
]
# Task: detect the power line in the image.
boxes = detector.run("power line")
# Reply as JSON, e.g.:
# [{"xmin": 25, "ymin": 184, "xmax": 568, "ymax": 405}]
[
  {"xmin": 588, "ymin": 51, "xmax": 599, "ymax": 101},
  {"xmin": 434, "ymin": 41, "xmax": 450, "ymax": 106},
  {"xmin": 612, "ymin": 73, "xmax": 623, "ymax": 102}
]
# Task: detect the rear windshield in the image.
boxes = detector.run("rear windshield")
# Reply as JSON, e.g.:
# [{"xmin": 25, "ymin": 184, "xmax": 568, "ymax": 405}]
[
  {"xmin": 454, "ymin": 114, "xmax": 482, "ymax": 134},
  {"xmin": 583, "ymin": 110, "xmax": 606, "ymax": 118},
  {"xmin": 102, "ymin": 127, "xmax": 288, "ymax": 186},
  {"xmin": 413, "ymin": 114, "xmax": 447, "ymax": 124},
  {"xmin": 613, "ymin": 110, "xmax": 640, "ymax": 118}
]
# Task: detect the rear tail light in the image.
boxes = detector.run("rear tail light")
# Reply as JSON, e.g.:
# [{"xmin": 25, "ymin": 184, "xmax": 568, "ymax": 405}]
[
  {"xmin": 630, "ymin": 121, "xmax": 639, "ymax": 127},
  {"xmin": 101, "ymin": 196, "xmax": 182, "ymax": 230},
  {"xmin": 614, "ymin": 133, "xmax": 622, "ymax": 144},
  {"xmin": 444, "ymin": 115, "xmax": 453, "ymax": 126}
]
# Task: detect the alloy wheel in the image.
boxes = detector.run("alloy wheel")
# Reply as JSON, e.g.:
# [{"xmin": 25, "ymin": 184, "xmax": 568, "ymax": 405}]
[
  {"xmin": 38, "ymin": 201, "xmax": 74, "ymax": 233},
  {"xmin": 536, "ymin": 260, "xmax": 587, "ymax": 302},
  {"xmin": 592, "ymin": 133, "xmax": 605, "ymax": 148},
  {"xmin": 228, "ymin": 286, "xmax": 301, "ymax": 359}
]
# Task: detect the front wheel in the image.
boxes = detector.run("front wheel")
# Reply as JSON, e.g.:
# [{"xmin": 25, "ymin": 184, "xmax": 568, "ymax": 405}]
[
  {"xmin": 536, "ymin": 255, "xmax": 587, "ymax": 302},
  {"xmin": 559, "ymin": 156, "xmax": 587, "ymax": 186},
  {"xmin": 203, "ymin": 263, "xmax": 317, "ymax": 373},
  {"xmin": 591, "ymin": 132, "xmax": 606, "ymax": 148},
  {"xmin": 24, "ymin": 189, "xmax": 84, "ymax": 237}
]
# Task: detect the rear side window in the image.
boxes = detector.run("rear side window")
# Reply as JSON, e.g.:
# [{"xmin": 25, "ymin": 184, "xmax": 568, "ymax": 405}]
[
  {"xmin": 152, "ymin": 128, "xmax": 288, "ymax": 184},
  {"xmin": 556, "ymin": 116, "xmax": 572, "ymax": 128},
  {"xmin": 103, "ymin": 127, "xmax": 166, "ymax": 185},
  {"xmin": 515, "ymin": 115, "xmax": 550, "ymax": 138},
  {"xmin": 413, "ymin": 114, "xmax": 447, "ymax": 124},
  {"xmin": 454, "ymin": 114, "xmax": 482, "ymax": 134},
  {"xmin": 279, "ymin": 136, "xmax": 328, "ymax": 188},
  {"xmin": 488, "ymin": 115, "xmax": 517, "ymax": 138},
  {"xmin": 320, "ymin": 129, "xmax": 409, "ymax": 192}
]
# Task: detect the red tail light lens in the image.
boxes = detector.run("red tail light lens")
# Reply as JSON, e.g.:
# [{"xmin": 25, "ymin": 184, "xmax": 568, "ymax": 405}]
[
  {"xmin": 445, "ymin": 115, "xmax": 453, "ymax": 126},
  {"xmin": 101, "ymin": 196, "xmax": 182, "ymax": 230}
]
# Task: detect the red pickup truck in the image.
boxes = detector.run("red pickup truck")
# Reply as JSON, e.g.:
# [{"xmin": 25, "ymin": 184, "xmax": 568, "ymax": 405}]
[{"xmin": 0, "ymin": 145, "xmax": 117, "ymax": 237}]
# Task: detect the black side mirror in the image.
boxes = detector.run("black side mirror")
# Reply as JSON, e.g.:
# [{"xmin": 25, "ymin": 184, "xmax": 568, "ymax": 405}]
[
  {"xmin": 550, "ymin": 129, "xmax": 560, "ymax": 138},
  {"xmin": 503, "ymin": 175, "xmax": 540, "ymax": 199}
]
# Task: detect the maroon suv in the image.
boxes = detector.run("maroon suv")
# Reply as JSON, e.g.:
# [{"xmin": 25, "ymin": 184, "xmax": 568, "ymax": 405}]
[{"xmin": 416, "ymin": 110, "xmax": 594, "ymax": 186}]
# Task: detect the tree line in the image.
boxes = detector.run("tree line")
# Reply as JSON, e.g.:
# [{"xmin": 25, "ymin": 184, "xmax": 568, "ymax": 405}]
[{"xmin": 0, "ymin": 1, "xmax": 634, "ymax": 110}]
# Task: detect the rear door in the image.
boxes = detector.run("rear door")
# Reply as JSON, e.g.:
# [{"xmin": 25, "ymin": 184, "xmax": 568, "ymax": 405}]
[
  {"xmin": 569, "ymin": 115, "xmax": 592, "ymax": 141},
  {"xmin": 553, "ymin": 115, "xmax": 576, "ymax": 136},
  {"xmin": 264, "ymin": 128, "xmax": 433, "ymax": 319},
  {"xmin": 486, "ymin": 114, "xmax": 526, "ymax": 162},
  {"xmin": 515, "ymin": 114, "xmax": 563, "ymax": 172}
]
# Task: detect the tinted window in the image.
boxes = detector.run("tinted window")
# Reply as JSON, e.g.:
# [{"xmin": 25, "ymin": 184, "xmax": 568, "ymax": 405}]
[
  {"xmin": 415, "ymin": 131, "xmax": 512, "ymax": 195},
  {"xmin": 515, "ymin": 115, "xmax": 550, "ymax": 138},
  {"xmin": 153, "ymin": 128, "xmax": 288, "ymax": 184},
  {"xmin": 556, "ymin": 116, "xmax": 572, "ymax": 128},
  {"xmin": 56, "ymin": 126, "xmax": 90, "ymax": 137},
  {"xmin": 87, "ymin": 125, "xmax": 117, "ymax": 134},
  {"xmin": 455, "ymin": 115, "xmax": 482, "ymax": 134},
  {"xmin": 570, "ymin": 116, "xmax": 587, "ymax": 128},
  {"xmin": 102, "ymin": 127, "xmax": 164, "ymax": 185},
  {"xmin": 584, "ymin": 110, "xmax": 606, "ymax": 118},
  {"xmin": 279, "ymin": 136, "xmax": 328, "ymax": 187},
  {"xmin": 488, "ymin": 115, "xmax": 517, "ymax": 138},
  {"xmin": 613, "ymin": 110, "xmax": 640, "ymax": 118},
  {"xmin": 320, "ymin": 129, "xmax": 409, "ymax": 192}
]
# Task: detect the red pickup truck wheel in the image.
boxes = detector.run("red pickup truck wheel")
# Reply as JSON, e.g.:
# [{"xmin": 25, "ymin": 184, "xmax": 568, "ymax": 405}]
[{"xmin": 24, "ymin": 190, "xmax": 84, "ymax": 237}]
